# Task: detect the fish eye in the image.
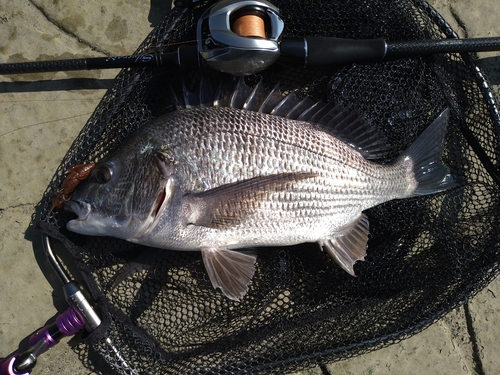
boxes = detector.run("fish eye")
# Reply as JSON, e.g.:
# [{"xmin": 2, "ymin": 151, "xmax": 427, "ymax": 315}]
[{"xmin": 93, "ymin": 165, "xmax": 113, "ymax": 184}]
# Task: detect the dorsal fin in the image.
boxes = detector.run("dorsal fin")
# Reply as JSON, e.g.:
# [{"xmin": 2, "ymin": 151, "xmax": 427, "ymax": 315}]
[{"xmin": 171, "ymin": 75, "xmax": 390, "ymax": 159}]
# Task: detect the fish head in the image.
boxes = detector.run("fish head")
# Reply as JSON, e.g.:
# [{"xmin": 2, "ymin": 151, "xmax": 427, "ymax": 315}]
[{"xmin": 65, "ymin": 131, "xmax": 176, "ymax": 240}]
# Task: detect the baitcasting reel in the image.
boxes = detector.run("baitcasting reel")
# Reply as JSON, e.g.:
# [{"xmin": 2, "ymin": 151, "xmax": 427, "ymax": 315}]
[{"xmin": 197, "ymin": 0, "xmax": 284, "ymax": 75}]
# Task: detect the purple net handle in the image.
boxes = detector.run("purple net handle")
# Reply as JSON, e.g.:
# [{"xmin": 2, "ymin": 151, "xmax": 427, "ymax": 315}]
[
  {"xmin": 29, "ymin": 306, "xmax": 85, "ymax": 349},
  {"xmin": 0, "ymin": 307, "xmax": 85, "ymax": 375},
  {"xmin": 0, "ymin": 357, "xmax": 31, "ymax": 375}
]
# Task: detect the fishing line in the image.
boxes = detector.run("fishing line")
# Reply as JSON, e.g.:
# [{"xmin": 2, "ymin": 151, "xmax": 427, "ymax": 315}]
[
  {"xmin": 0, "ymin": 113, "xmax": 93, "ymax": 139},
  {"xmin": 232, "ymin": 14, "xmax": 266, "ymax": 38}
]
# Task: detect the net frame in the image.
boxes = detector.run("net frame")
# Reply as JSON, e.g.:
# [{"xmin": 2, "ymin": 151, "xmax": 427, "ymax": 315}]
[{"xmin": 35, "ymin": 0, "xmax": 500, "ymax": 374}]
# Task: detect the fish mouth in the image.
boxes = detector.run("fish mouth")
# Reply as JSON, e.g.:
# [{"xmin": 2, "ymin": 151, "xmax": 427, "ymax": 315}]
[
  {"xmin": 65, "ymin": 200, "xmax": 91, "ymax": 221},
  {"xmin": 65, "ymin": 200, "xmax": 118, "ymax": 237}
]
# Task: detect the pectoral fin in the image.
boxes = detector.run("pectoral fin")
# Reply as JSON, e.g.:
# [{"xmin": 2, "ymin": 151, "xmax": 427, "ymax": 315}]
[
  {"xmin": 185, "ymin": 172, "xmax": 316, "ymax": 229},
  {"xmin": 320, "ymin": 214, "xmax": 369, "ymax": 276},
  {"xmin": 201, "ymin": 247, "xmax": 257, "ymax": 301}
]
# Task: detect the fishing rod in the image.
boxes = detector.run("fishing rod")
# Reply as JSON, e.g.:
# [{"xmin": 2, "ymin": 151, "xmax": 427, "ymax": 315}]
[{"xmin": 1, "ymin": 0, "xmax": 500, "ymax": 77}]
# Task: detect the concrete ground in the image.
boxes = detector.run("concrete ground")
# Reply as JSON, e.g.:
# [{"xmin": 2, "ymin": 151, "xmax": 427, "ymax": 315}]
[{"xmin": 0, "ymin": 1, "xmax": 499, "ymax": 374}]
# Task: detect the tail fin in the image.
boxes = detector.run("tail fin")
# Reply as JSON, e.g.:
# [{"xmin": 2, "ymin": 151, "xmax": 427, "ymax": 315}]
[{"xmin": 401, "ymin": 109, "xmax": 456, "ymax": 196}]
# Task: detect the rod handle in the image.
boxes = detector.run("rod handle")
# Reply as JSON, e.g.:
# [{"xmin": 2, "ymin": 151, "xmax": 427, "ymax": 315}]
[{"xmin": 279, "ymin": 37, "xmax": 387, "ymax": 67}]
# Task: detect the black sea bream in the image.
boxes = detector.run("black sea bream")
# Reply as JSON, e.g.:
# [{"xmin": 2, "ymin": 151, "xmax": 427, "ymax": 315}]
[{"xmin": 66, "ymin": 78, "xmax": 455, "ymax": 300}]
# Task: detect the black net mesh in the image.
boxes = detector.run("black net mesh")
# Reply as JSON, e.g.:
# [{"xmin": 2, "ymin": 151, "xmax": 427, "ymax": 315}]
[{"xmin": 35, "ymin": 0, "xmax": 500, "ymax": 374}]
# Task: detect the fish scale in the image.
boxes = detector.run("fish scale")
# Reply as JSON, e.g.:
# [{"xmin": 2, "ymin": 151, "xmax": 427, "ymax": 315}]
[
  {"xmin": 66, "ymin": 80, "xmax": 455, "ymax": 301},
  {"xmin": 163, "ymin": 108, "xmax": 405, "ymax": 201}
]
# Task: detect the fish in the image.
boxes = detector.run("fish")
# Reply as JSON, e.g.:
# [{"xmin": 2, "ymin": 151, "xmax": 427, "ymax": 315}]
[{"xmin": 65, "ymin": 76, "xmax": 456, "ymax": 301}]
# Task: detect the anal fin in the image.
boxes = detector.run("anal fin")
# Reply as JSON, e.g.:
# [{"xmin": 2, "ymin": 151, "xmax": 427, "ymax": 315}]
[
  {"xmin": 201, "ymin": 247, "xmax": 257, "ymax": 301},
  {"xmin": 320, "ymin": 214, "xmax": 369, "ymax": 276}
]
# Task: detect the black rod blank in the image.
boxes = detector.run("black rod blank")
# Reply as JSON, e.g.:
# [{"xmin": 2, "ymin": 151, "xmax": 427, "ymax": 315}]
[
  {"xmin": 0, "ymin": 46, "xmax": 200, "ymax": 74},
  {"xmin": 386, "ymin": 37, "xmax": 500, "ymax": 57},
  {"xmin": 0, "ymin": 55, "xmax": 169, "ymax": 74},
  {"xmin": 1, "ymin": 37, "xmax": 500, "ymax": 75}
]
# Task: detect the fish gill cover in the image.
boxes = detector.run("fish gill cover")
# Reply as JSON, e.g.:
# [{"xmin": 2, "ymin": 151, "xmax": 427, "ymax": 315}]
[{"xmin": 35, "ymin": 0, "xmax": 500, "ymax": 374}]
